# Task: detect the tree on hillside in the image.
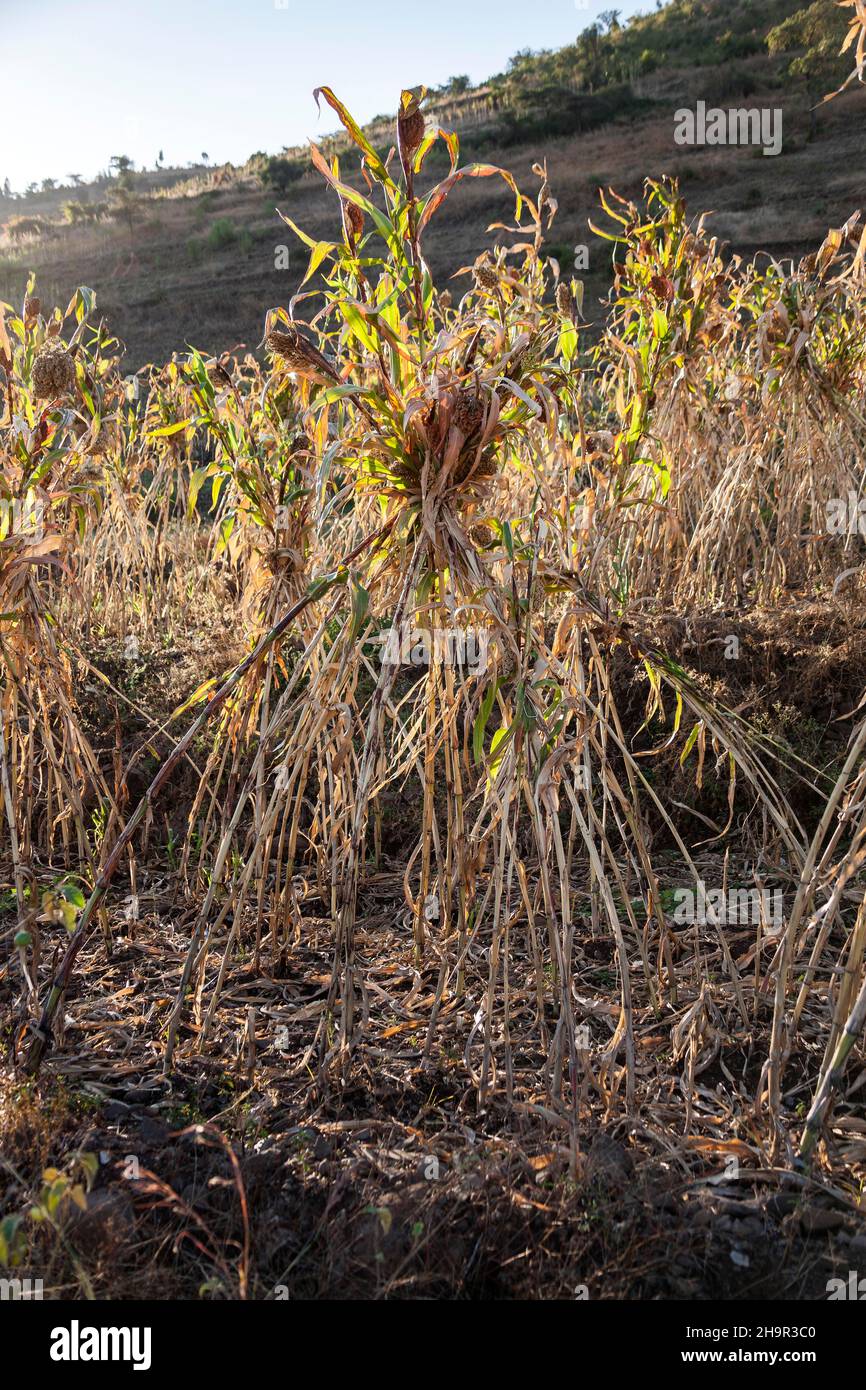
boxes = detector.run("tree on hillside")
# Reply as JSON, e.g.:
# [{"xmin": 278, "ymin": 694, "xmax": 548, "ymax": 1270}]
[
  {"xmin": 108, "ymin": 179, "xmax": 140, "ymax": 235},
  {"xmin": 41, "ymin": 178, "xmax": 56, "ymax": 193},
  {"xmin": 576, "ymin": 24, "xmax": 604, "ymax": 90},
  {"xmin": 107, "ymin": 157, "xmax": 139, "ymax": 234},
  {"xmin": 767, "ymin": 1, "xmax": 850, "ymax": 101},
  {"xmin": 508, "ymin": 48, "xmax": 535, "ymax": 73},
  {"xmin": 260, "ymin": 154, "xmax": 306, "ymax": 194},
  {"xmin": 67, "ymin": 173, "xmax": 83, "ymax": 187},
  {"xmin": 3, "ymin": 214, "xmax": 49, "ymax": 242}
]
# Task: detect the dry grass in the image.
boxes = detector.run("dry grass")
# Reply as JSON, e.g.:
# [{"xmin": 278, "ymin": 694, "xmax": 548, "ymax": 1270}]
[{"xmin": 2, "ymin": 86, "xmax": 866, "ymax": 1300}]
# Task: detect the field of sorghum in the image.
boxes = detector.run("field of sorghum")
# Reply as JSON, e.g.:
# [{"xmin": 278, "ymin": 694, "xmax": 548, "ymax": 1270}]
[{"xmin": 2, "ymin": 87, "xmax": 866, "ymax": 1297}]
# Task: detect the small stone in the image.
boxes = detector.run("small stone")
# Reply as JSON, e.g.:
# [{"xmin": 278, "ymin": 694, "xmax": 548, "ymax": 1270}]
[
  {"xmin": 716, "ymin": 1198, "xmax": 757, "ymax": 1218},
  {"xmin": 104, "ymin": 1100, "xmax": 131, "ymax": 1121},
  {"xmin": 64, "ymin": 1189, "xmax": 135, "ymax": 1258},
  {"xmin": 312, "ymin": 1134, "xmax": 333, "ymax": 1159},
  {"xmin": 585, "ymin": 1132, "xmax": 635, "ymax": 1187},
  {"xmin": 799, "ymin": 1206, "xmax": 845, "ymax": 1234},
  {"xmin": 765, "ymin": 1193, "xmax": 798, "ymax": 1219},
  {"xmin": 135, "ymin": 1116, "xmax": 170, "ymax": 1146}
]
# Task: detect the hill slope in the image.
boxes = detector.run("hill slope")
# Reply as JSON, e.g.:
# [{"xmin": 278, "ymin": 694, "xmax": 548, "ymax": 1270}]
[{"xmin": 1, "ymin": 0, "xmax": 860, "ymax": 368}]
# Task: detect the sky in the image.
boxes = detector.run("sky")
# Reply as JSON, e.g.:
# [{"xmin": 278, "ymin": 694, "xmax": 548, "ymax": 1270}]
[{"xmin": 1, "ymin": 0, "xmax": 651, "ymax": 191}]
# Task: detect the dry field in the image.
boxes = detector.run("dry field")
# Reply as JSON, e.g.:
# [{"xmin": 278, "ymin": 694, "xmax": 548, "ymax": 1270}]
[{"xmin": 2, "ymin": 80, "xmax": 866, "ymax": 1301}]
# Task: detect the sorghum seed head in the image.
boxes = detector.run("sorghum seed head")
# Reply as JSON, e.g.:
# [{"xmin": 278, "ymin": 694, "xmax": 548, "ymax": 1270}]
[
  {"xmin": 469, "ymin": 521, "xmax": 495, "ymax": 549},
  {"xmin": 24, "ymin": 296, "xmax": 40, "ymax": 321},
  {"xmin": 585, "ymin": 430, "xmax": 615, "ymax": 457},
  {"xmin": 474, "ymin": 262, "xmax": 499, "ymax": 292},
  {"xmin": 556, "ymin": 282, "xmax": 575, "ymax": 319},
  {"xmin": 266, "ymin": 325, "xmax": 338, "ymax": 383},
  {"xmin": 32, "ymin": 340, "xmax": 76, "ymax": 399},
  {"xmin": 72, "ymin": 462, "xmax": 103, "ymax": 484},
  {"xmin": 207, "ymin": 359, "xmax": 233, "ymax": 389},
  {"xmin": 506, "ymin": 333, "xmax": 540, "ymax": 382},
  {"xmin": 342, "ymin": 199, "xmax": 365, "ymax": 246},
  {"xmin": 392, "ymin": 459, "xmax": 419, "ymax": 485},
  {"xmin": 649, "ymin": 274, "xmax": 674, "ymax": 303},
  {"xmin": 455, "ymin": 444, "xmax": 498, "ymax": 485},
  {"xmin": 452, "ymin": 389, "xmax": 484, "ymax": 439},
  {"xmin": 398, "ymin": 97, "xmax": 426, "ymax": 177},
  {"xmin": 88, "ymin": 423, "xmax": 112, "ymax": 456},
  {"xmin": 439, "ymin": 290, "xmax": 452, "ymax": 311}
]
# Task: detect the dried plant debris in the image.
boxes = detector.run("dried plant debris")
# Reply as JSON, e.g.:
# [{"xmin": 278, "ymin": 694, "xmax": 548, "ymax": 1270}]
[{"xmin": 1, "ymin": 89, "xmax": 866, "ymax": 1301}]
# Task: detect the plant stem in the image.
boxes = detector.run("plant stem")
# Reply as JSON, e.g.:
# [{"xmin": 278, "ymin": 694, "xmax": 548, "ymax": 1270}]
[{"xmin": 21, "ymin": 520, "xmax": 395, "ymax": 1077}]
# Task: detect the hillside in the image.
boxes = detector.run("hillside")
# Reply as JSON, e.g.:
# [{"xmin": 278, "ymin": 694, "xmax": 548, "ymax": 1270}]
[{"xmin": 1, "ymin": 0, "xmax": 860, "ymax": 369}]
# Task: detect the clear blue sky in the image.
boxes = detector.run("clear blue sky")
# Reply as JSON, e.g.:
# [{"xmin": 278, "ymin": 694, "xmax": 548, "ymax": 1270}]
[{"xmin": 2, "ymin": 0, "xmax": 650, "ymax": 190}]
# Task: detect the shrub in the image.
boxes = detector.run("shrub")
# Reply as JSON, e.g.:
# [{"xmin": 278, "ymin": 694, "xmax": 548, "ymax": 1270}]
[{"xmin": 206, "ymin": 218, "xmax": 237, "ymax": 250}]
